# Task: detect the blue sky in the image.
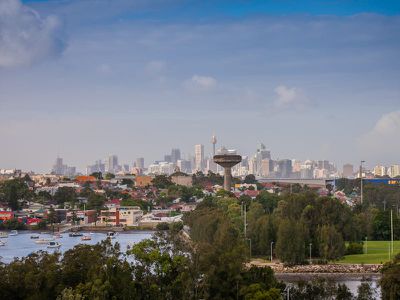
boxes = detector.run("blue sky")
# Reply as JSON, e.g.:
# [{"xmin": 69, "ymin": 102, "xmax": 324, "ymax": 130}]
[{"xmin": 0, "ymin": 0, "xmax": 399, "ymax": 172}]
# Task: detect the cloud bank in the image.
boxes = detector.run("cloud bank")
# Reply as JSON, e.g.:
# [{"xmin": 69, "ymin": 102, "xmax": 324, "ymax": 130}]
[{"xmin": 0, "ymin": 0, "xmax": 65, "ymax": 67}]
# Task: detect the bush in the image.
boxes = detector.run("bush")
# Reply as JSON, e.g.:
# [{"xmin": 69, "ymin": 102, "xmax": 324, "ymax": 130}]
[
  {"xmin": 346, "ymin": 242, "xmax": 363, "ymax": 255},
  {"xmin": 156, "ymin": 222, "xmax": 170, "ymax": 231}
]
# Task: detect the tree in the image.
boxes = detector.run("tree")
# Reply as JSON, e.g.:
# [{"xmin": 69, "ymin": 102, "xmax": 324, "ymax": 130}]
[
  {"xmin": 356, "ymin": 281, "xmax": 374, "ymax": 300},
  {"xmin": 47, "ymin": 207, "xmax": 58, "ymax": 232},
  {"xmin": 86, "ymin": 194, "xmax": 106, "ymax": 211},
  {"xmin": 244, "ymin": 174, "xmax": 257, "ymax": 184},
  {"xmin": 152, "ymin": 175, "xmax": 173, "ymax": 189},
  {"xmin": 317, "ymin": 225, "xmax": 345, "ymax": 261},
  {"xmin": 0, "ymin": 178, "xmax": 31, "ymax": 210},
  {"xmin": 54, "ymin": 187, "xmax": 77, "ymax": 206},
  {"xmin": 276, "ymin": 219, "xmax": 306, "ymax": 265},
  {"xmin": 90, "ymin": 172, "xmax": 103, "ymax": 180},
  {"xmin": 104, "ymin": 172, "xmax": 115, "ymax": 180},
  {"xmin": 380, "ymin": 253, "xmax": 400, "ymax": 300}
]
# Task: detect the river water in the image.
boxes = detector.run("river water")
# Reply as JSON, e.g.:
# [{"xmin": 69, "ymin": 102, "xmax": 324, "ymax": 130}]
[{"xmin": 0, "ymin": 231, "xmax": 153, "ymax": 264}]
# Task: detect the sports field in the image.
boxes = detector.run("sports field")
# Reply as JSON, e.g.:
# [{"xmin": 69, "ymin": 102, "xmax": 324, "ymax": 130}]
[{"xmin": 337, "ymin": 241, "xmax": 400, "ymax": 264}]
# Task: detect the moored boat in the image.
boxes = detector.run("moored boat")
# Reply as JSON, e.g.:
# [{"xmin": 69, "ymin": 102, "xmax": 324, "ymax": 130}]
[
  {"xmin": 47, "ymin": 241, "xmax": 61, "ymax": 248},
  {"xmin": 35, "ymin": 238, "xmax": 54, "ymax": 244},
  {"xmin": 81, "ymin": 235, "xmax": 91, "ymax": 241},
  {"xmin": 9, "ymin": 230, "xmax": 18, "ymax": 236},
  {"xmin": 30, "ymin": 234, "xmax": 40, "ymax": 239},
  {"xmin": 0, "ymin": 232, "xmax": 8, "ymax": 238},
  {"xmin": 106, "ymin": 231, "xmax": 117, "ymax": 239},
  {"xmin": 0, "ymin": 240, "xmax": 6, "ymax": 246},
  {"xmin": 69, "ymin": 232, "xmax": 83, "ymax": 237}
]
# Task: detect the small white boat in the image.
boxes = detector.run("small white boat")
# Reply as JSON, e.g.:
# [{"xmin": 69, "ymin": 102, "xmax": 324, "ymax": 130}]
[
  {"xmin": 30, "ymin": 234, "xmax": 40, "ymax": 239},
  {"xmin": 81, "ymin": 235, "xmax": 91, "ymax": 241},
  {"xmin": 35, "ymin": 238, "xmax": 54, "ymax": 244},
  {"xmin": 89, "ymin": 232, "xmax": 95, "ymax": 235},
  {"xmin": 53, "ymin": 233, "xmax": 63, "ymax": 239},
  {"xmin": 106, "ymin": 231, "xmax": 117, "ymax": 239},
  {"xmin": 47, "ymin": 241, "xmax": 61, "ymax": 248},
  {"xmin": 0, "ymin": 232, "xmax": 8, "ymax": 238},
  {"xmin": 0, "ymin": 240, "xmax": 6, "ymax": 246},
  {"xmin": 9, "ymin": 230, "xmax": 18, "ymax": 236},
  {"xmin": 69, "ymin": 232, "xmax": 83, "ymax": 237}
]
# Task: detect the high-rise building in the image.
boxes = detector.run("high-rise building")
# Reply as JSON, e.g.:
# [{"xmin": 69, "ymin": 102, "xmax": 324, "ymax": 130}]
[
  {"xmin": 278, "ymin": 159, "xmax": 292, "ymax": 178},
  {"xmin": 261, "ymin": 159, "xmax": 271, "ymax": 177},
  {"xmin": 171, "ymin": 148, "xmax": 181, "ymax": 164},
  {"xmin": 194, "ymin": 144, "xmax": 204, "ymax": 172},
  {"xmin": 373, "ymin": 165, "xmax": 386, "ymax": 177},
  {"xmin": 342, "ymin": 164, "xmax": 354, "ymax": 178},
  {"xmin": 388, "ymin": 165, "xmax": 400, "ymax": 178},
  {"xmin": 164, "ymin": 154, "xmax": 172, "ymax": 163},
  {"xmin": 51, "ymin": 157, "xmax": 64, "ymax": 175},
  {"xmin": 107, "ymin": 155, "xmax": 119, "ymax": 173},
  {"xmin": 136, "ymin": 157, "xmax": 145, "ymax": 169}
]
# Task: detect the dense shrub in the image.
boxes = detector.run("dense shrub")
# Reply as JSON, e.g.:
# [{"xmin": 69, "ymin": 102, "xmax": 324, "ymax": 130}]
[{"xmin": 346, "ymin": 242, "xmax": 363, "ymax": 255}]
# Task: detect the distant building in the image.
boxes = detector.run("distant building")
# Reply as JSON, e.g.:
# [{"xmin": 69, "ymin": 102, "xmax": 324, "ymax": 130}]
[
  {"xmin": 100, "ymin": 206, "xmax": 143, "ymax": 227},
  {"xmin": 388, "ymin": 165, "xmax": 400, "ymax": 178},
  {"xmin": 107, "ymin": 155, "xmax": 119, "ymax": 173},
  {"xmin": 277, "ymin": 159, "xmax": 292, "ymax": 178},
  {"xmin": 135, "ymin": 175, "xmax": 153, "ymax": 187},
  {"xmin": 373, "ymin": 165, "xmax": 386, "ymax": 177},
  {"xmin": 171, "ymin": 174, "xmax": 193, "ymax": 187},
  {"xmin": 342, "ymin": 164, "xmax": 354, "ymax": 178},
  {"xmin": 177, "ymin": 159, "xmax": 191, "ymax": 173},
  {"xmin": 51, "ymin": 157, "xmax": 76, "ymax": 176},
  {"xmin": 261, "ymin": 159, "xmax": 271, "ymax": 177},
  {"xmin": 136, "ymin": 157, "xmax": 145, "ymax": 169},
  {"xmin": 171, "ymin": 148, "xmax": 181, "ymax": 164},
  {"xmin": 194, "ymin": 144, "xmax": 204, "ymax": 172}
]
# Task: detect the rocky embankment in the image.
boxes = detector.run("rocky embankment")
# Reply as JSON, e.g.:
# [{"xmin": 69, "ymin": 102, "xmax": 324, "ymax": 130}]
[{"xmin": 249, "ymin": 260, "xmax": 382, "ymax": 274}]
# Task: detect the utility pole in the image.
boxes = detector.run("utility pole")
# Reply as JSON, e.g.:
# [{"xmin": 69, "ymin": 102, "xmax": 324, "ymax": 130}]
[
  {"xmin": 270, "ymin": 241, "xmax": 274, "ymax": 262},
  {"xmin": 360, "ymin": 160, "xmax": 365, "ymax": 205},
  {"xmin": 309, "ymin": 243, "xmax": 312, "ymax": 264},
  {"xmin": 365, "ymin": 236, "xmax": 368, "ymax": 254},
  {"xmin": 244, "ymin": 204, "xmax": 247, "ymax": 239},
  {"xmin": 391, "ymin": 209, "xmax": 394, "ymax": 258}
]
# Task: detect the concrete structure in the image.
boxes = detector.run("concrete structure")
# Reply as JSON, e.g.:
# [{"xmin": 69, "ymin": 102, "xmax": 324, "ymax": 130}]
[
  {"xmin": 213, "ymin": 154, "xmax": 242, "ymax": 191},
  {"xmin": 171, "ymin": 174, "xmax": 193, "ymax": 186},
  {"xmin": 100, "ymin": 206, "xmax": 143, "ymax": 226},
  {"xmin": 343, "ymin": 163, "xmax": 354, "ymax": 178}
]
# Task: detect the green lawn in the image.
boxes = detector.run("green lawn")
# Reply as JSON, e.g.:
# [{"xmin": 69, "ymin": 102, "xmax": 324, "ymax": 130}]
[{"xmin": 337, "ymin": 241, "xmax": 400, "ymax": 264}]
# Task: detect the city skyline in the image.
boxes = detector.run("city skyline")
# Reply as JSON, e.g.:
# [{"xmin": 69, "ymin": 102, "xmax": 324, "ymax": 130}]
[
  {"xmin": 1, "ymin": 0, "xmax": 399, "ymax": 172},
  {"xmin": 25, "ymin": 138, "xmax": 400, "ymax": 177}
]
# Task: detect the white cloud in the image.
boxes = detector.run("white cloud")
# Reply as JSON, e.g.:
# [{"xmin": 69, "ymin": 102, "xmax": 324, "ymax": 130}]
[
  {"xmin": 184, "ymin": 74, "xmax": 217, "ymax": 91},
  {"xmin": 357, "ymin": 111, "xmax": 400, "ymax": 161},
  {"xmin": 273, "ymin": 85, "xmax": 308, "ymax": 109},
  {"xmin": 0, "ymin": 0, "xmax": 65, "ymax": 68}
]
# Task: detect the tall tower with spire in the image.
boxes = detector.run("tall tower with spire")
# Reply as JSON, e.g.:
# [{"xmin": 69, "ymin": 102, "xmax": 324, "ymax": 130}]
[{"xmin": 211, "ymin": 134, "xmax": 217, "ymax": 156}]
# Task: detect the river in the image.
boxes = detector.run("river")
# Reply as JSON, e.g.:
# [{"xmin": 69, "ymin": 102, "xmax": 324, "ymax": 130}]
[{"xmin": 0, "ymin": 230, "xmax": 153, "ymax": 264}]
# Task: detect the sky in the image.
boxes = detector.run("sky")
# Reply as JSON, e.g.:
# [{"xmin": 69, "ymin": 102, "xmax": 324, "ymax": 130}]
[{"xmin": 0, "ymin": 0, "xmax": 399, "ymax": 173}]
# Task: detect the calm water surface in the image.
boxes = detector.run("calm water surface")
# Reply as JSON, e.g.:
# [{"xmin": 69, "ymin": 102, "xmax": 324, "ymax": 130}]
[{"xmin": 0, "ymin": 231, "xmax": 153, "ymax": 263}]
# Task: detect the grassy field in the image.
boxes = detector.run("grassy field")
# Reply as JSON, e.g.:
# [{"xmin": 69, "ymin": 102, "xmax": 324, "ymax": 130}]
[{"xmin": 337, "ymin": 241, "xmax": 400, "ymax": 264}]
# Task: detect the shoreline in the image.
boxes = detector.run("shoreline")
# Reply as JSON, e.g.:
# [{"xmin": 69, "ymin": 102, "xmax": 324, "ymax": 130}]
[{"xmin": 275, "ymin": 272, "xmax": 381, "ymax": 282}]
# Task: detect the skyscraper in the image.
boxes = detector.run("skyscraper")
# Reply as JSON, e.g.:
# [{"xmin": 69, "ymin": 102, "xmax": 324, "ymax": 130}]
[
  {"xmin": 342, "ymin": 163, "xmax": 354, "ymax": 178},
  {"xmin": 194, "ymin": 144, "xmax": 204, "ymax": 172},
  {"xmin": 107, "ymin": 155, "xmax": 118, "ymax": 173},
  {"xmin": 171, "ymin": 148, "xmax": 181, "ymax": 164},
  {"xmin": 136, "ymin": 157, "xmax": 145, "ymax": 169}
]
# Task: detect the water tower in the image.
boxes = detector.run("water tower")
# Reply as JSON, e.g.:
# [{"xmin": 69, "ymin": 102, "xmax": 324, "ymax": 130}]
[{"xmin": 213, "ymin": 154, "xmax": 242, "ymax": 191}]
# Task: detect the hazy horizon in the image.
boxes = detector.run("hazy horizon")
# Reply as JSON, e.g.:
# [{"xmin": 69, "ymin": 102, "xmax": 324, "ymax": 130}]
[{"xmin": 1, "ymin": 0, "xmax": 399, "ymax": 173}]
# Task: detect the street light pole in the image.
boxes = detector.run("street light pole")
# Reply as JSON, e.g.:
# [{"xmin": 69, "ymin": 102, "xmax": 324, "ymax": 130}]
[
  {"xmin": 309, "ymin": 243, "xmax": 312, "ymax": 264},
  {"xmin": 271, "ymin": 241, "xmax": 274, "ymax": 262},
  {"xmin": 391, "ymin": 209, "xmax": 394, "ymax": 258},
  {"xmin": 365, "ymin": 236, "xmax": 368, "ymax": 254},
  {"xmin": 360, "ymin": 160, "xmax": 365, "ymax": 205}
]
